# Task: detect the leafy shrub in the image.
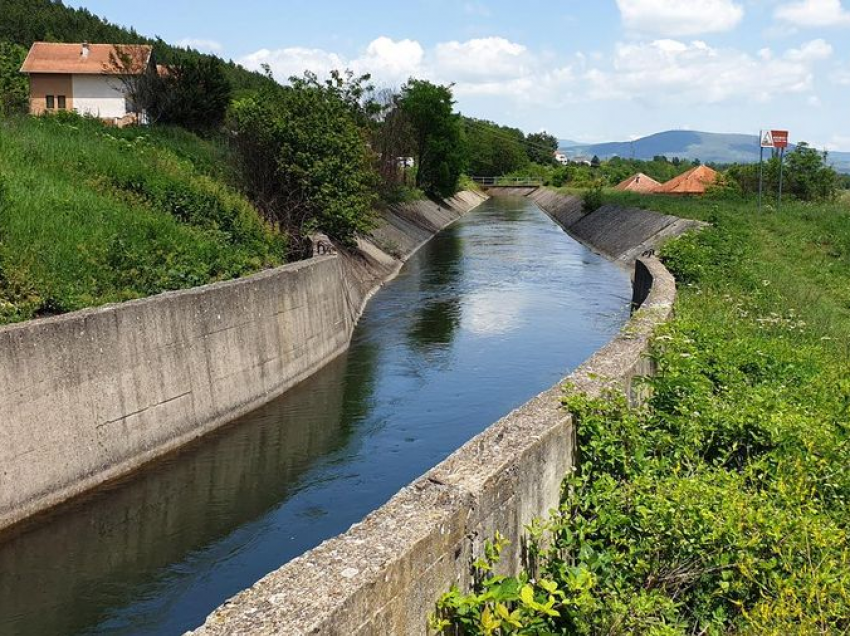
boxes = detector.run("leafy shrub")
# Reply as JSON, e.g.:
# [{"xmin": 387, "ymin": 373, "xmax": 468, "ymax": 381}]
[
  {"xmin": 0, "ymin": 41, "xmax": 28, "ymax": 117},
  {"xmin": 582, "ymin": 181, "xmax": 604, "ymax": 213},
  {"xmin": 228, "ymin": 81, "xmax": 378, "ymax": 245},
  {"xmin": 434, "ymin": 197, "xmax": 850, "ymax": 635},
  {"xmin": 399, "ymin": 80, "xmax": 465, "ymax": 198}
]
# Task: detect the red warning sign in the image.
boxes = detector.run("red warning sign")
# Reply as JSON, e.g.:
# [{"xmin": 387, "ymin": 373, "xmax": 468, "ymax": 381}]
[{"xmin": 771, "ymin": 130, "xmax": 789, "ymax": 149}]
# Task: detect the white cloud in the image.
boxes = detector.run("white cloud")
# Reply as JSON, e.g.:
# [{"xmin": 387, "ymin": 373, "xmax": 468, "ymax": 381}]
[
  {"xmin": 784, "ymin": 39, "xmax": 833, "ymax": 61},
  {"xmin": 238, "ymin": 33, "xmax": 832, "ymax": 114},
  {"xmin": 239, "ymin": 36, "xmax": 576, "ymax": 103},
  {"xmin": 176, "ymin": 38, "xmax": 222, "ymax": 53},
  {"xmin": 774, "ymin": 0, "xmax": 850, "ymax": 27},
  {"xmin": 585, "ymin": 39, "xmax": 821, "ymax": 104},
  {"xmin": 434, "ymin": 37, "xmax": 533, "ymax": 82},
  {"xmin": 616, "ymin": 0, "xmax": 744, "ymax": 36},
  {"xmin": 353, "ymin": 37, "xmax": 424, "ymax": 83},
  {"xmin": 240, "ymin": 47, "xmax": 346, "ymax": 81}
]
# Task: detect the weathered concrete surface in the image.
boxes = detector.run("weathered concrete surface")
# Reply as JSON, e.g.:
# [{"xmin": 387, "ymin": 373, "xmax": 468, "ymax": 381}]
[
  {"xmin": 526, "ymin": 188, "xmax": 705, "ymax": 265},
  {"xmin": 190, "ymin": 199, "xmax": 684, "ymax": 635},
  {"xmin": 0, "ymin": 191, "xmax": 487, "ymax": 535}
]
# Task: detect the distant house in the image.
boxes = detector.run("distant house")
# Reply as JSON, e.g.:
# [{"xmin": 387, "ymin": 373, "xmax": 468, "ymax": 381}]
[
  {"xmin": 553, "ymin": 151, "xmax": 570, "ymax": 166},
  {"xmin": 656, "ymin": 165, "xmax": 720, "ymax": 195},
  {"xmin": 614, "ymin": 172, "xmax": 661, "ymax": 194},
  {"xmin": 20, "ymin": 42, "xmax": 153, "ymax": 125}
]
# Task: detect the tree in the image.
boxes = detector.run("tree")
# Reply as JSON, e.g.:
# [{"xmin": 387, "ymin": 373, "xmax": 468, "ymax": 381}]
[
  {"xmin": 0, "ymin": 42, "xmax": 29, "ymax": 117},
  {"xmin": 784, "ymin": 142, "xmax": 838, "ymax": 201},
  {"xmin": 590, "ymin": 155, "xmax": 601, "ymax": 169},
  {"xmin": 526, "ymin": 131, "xmax": 558, "ymax": 165},
  {"xmin": 108, "ymin": 48, "xmax": 231, "ymax": 132},
  {"xmin": 398, "ymin": 80, "xmax": 464, "ymax": 198},
  {"xmin": 462, "ymin": 117, "xmax": 528, "ymax": 177},
  {"xmin": 228, "ymin": 81, "xmax": 377, "ymax": 245},
  {"xmin": 157, "ymin": 55, "xmax": 232, "ymax": 132}
]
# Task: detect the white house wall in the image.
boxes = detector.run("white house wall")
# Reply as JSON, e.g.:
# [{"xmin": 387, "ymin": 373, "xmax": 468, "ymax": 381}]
[{"xmin": 71, "ymin": 75, "xmax": 128, "ymax": 119}]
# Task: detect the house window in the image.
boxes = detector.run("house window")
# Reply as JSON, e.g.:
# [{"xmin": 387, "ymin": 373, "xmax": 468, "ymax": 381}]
[
  {"xmin": 57, "ymin": 95, "xmax": 67, "ymax": 110},
  {"xmin": 45, "ymin": 95, "xmax": 55, "ymax": 110}
]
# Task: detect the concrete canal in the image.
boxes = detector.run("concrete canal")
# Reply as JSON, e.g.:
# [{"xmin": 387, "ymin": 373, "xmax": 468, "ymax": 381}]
[{"xmin": 0, "ymin": 196, "xmax": 631, "ymax": 635}]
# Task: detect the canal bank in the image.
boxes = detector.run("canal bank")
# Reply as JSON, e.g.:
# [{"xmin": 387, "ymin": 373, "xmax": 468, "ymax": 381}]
[
  {"xmin": 1, "ymin": 193, "xmax": 633, "ymax": 635},
  {"xmin": 0, "ymin": 191, "xmax": 486, "ymax": 536},
  {"xmin": 192, "ymin": 191, "xmax": 692, "ymax": 635}
]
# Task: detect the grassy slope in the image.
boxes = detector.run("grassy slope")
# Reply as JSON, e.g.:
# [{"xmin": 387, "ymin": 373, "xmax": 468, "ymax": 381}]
[
  {"xmin": 0, "ymin": 115, "xmax": 286, "ymax": 325},
  {"xmin": 436, "ymin": 192, "xmax": 850, "ymax": 634}
]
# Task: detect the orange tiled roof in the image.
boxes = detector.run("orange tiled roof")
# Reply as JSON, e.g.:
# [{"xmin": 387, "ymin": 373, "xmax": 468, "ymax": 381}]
[
  {"xmin": 614, "ymin": 172, "xmax": 661, "ymax": 193},
  {"xmin": 20, "ymin": 42, "xmax": 152, "ymax": 75},
  {"xmin": 656, "ymin": 165, "xmax": 719, "ymax": 195}
]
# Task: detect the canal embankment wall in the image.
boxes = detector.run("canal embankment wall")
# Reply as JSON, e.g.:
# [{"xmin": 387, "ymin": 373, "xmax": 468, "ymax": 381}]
[
  {"xmin": 0, "ymin": 191, "xmax": 487, "ymax": 535},
  {"xmin": 191, "ymin": 189, "xmax": 693, "ymax": 635}
]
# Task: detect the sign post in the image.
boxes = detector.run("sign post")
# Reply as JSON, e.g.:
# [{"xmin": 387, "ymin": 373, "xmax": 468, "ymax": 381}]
[
  {"xmin": 772, "ymin": 130, "xmax": 789, "ymax": 210},
  {"xmin": 758, "ymin": 129, "xmax": 789, "ymax": 211},
  {"xmin": 758, "ymin": 130, "xmax": 771, "ymax": 212}
]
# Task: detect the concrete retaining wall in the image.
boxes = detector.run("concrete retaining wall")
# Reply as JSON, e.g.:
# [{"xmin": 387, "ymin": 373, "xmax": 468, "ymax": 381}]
[
  {"xmin": 0, "ymin": 191, "xmax": 487, "ymax": 534},
  {"xmin": 527, "ymin": 189, "xmax": 703, "ymax": 264},
  {"xmin": 191, "ymin": 190, "xmax": 687, "ymax": 635}
]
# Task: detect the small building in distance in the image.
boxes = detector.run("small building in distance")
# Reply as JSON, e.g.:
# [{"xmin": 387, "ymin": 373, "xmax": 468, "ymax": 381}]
[
  {"xmin": 20, "ymin": 42, "xmax": 153, "ymax": 125},
  {"xmin": 614, "ymin": 172, "xmax": 661, "ymax": 193},
  {"xmin": 553, "ymin": 151, "xmax": 570, "ymax": 166},
  {"xmin": 656, "ymin": 165, "xmax": 719, "ymax": 195}
]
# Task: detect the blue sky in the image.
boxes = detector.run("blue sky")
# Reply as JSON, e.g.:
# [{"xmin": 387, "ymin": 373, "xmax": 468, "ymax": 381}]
[{"xmin": 67, "ymin": 0, "xmax": 850, "ymax": 149}]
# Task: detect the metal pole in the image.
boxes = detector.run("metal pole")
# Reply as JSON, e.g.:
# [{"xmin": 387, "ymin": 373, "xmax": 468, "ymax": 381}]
[
  {"xmin": 777, "ymin": 147, "xmax": 785, "ymax": 210},
  {"xmin": 758, "ymin": 130, "xmax": 764, "ymax": 213}
]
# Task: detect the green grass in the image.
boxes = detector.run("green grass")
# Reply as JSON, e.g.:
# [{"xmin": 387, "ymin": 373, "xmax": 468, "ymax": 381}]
[
  {"xmin": 0, "ymin": 114, "xmax": 286, "ymax": 324},
  {"xmin": 434, "ymin": 191, "xmax": 850, "ymax": 635}
]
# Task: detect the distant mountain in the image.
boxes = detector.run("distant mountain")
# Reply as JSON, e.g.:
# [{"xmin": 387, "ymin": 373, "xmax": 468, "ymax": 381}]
[
  {"xmin": 560, "ymin": 130, "xmax": 850, "ymax": 173},
  {"xmin": 558, "ymin": 139, "xmax": 582, "ymax": 148}
]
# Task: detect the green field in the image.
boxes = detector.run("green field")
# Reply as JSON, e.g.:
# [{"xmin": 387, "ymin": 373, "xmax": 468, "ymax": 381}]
[
  {"xmin": 436, "ymin": 192, "xmax": 850, "ymax": 635},
  {"xmin": 0, "ymin": 115, "xmax": 286, "ymax": 325}
]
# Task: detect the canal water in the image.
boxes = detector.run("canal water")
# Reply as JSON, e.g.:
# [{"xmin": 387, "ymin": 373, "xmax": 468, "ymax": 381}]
[{"xmin": 0, "ymin": 196, "xmax": 631, "ymax": 635}]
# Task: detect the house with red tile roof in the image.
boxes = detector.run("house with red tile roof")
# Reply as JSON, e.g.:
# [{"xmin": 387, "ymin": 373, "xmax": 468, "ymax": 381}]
[
  {"xmin": 20, "ymin": 42, "xmax": 153, "ymax": 124},
  {"xmin": 614, "ymin": 172, "xmax": 661, "ymax": 193},
  {"xmin": 656, "ymin": 165, "xmax": 720, "ymax": 195}
]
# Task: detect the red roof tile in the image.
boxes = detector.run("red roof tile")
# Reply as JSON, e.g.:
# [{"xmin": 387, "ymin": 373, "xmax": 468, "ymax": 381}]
[
  {"xmin": 614, "ymin": 173, "xmax": 661, "ymax": 193},
  {"xmin": 656, "ymin": 165, "xmax": 720, "ymax": 195},
  {"xmin": 20, "ymin": 42, "xmax": 152, "ymax": 75}
]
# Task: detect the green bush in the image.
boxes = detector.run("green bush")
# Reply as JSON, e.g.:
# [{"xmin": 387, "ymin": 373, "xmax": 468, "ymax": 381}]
[
  {"xmin": 0, "ymin": 41, "xmax": 28, "ymax": 117},
  {"xmin": 228, "ymin": 82, "xmax": 378, "ymax": 244},
  {"xmin": 434, "ymin": 194, "xmax": 850, "ymax": 635},
  {"xmin": 582, "ymin": 181, "xmax": 604, "ymax": 213},
  {"xmin": 399, "ymin": 80, "xmax": 465, "ymax": 198}
]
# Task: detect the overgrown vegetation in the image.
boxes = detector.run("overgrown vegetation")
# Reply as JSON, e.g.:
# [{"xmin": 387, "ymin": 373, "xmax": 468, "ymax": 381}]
[
  {"xmin": 400, "ymin": 79, "xmax": 465, "ymax": 198},
  {"xmin": 228, "ymin": 70, "xmax": 379, "ymax": 248},
  {"xmin": 0, "ymin": 41, "xmax": 28, "ymax": 117},
  {"xmin": 0, "ymin": 115, "xmax": 285, "ymax": 324},
  {"xmin": 434, "ymin": 193, "xmax": 850, "ymax": 634}
]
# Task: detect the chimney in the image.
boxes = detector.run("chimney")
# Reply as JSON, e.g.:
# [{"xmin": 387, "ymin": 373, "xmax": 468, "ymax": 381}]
[{"xmin": 81, "ymin": 42, "xmax": 90, "ymax": 59}]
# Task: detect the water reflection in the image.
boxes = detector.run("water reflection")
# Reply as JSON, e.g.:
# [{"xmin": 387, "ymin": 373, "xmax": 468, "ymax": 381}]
[{"xmin": 0, "ymin": 196, "xmax": 631, "ymax": 635}]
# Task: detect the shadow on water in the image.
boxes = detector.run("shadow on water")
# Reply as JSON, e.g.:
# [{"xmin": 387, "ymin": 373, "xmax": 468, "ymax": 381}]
[
  {"xmin": 0, "ymin": 352, "xmax": 367, "ymax": 636},
  {"xmin": 0, "ymin": 196, "xmax": 631, "ymax": 635}
]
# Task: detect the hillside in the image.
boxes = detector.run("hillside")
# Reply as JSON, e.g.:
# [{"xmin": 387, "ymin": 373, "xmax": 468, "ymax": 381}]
[
  {"xmin": 561, "ymin": 130, "xmax": 850, "ymax": 173},
  {"xmin": 0, "ymin": 0, "xmax": 273, "ymax": 95},
  {"xmin": 0, "ymin": 116, "xmax": 286, "ymax": 325}
]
